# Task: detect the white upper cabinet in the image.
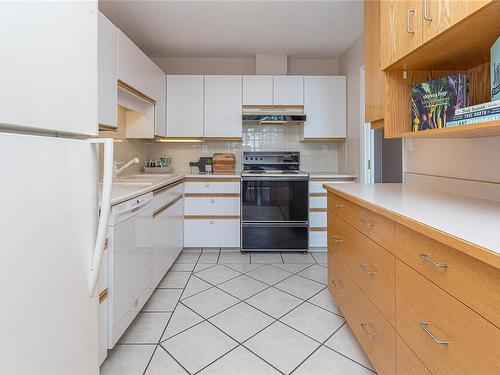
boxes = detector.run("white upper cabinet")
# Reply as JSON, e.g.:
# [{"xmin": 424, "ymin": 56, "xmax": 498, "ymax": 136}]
[
  {"xmin": 303, "ymin": 76, "xmax": 346, "ymax": 139},
  {"xmin": 273, "ymin": 76, "xmax": 304, "ymax": 105},
  {"xmin": 166, "ymin": 75, "xmax": 204, "ymax": 138},
  {"xmin": 204, "ymin": 76, "xmax": 242, "ymax": 139},
  {"xmin": 242, "ymin": 76, "xmax": 273, "ymax": 105},
  {"xmin": 98, "ymin": 12, "xmax": 118, "ymax": 129},
  {"xmin": 0, "ymin": 2, "xmax": 98, "ymax": 136},
  {"xmin": 155, "ymin": 74, "xmax": 167, "ymax": 137}
]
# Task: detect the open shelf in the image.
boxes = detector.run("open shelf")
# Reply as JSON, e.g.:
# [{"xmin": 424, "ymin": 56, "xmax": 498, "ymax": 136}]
[{"xmin": 385, "ymin": 119, "xmax": 500, "ymax": 139}]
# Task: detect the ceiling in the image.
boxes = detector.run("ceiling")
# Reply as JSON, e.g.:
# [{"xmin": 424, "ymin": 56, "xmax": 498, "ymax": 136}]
[{"xmin": 99, "ymin": 0, "xmax": 364, "ymax": 59}]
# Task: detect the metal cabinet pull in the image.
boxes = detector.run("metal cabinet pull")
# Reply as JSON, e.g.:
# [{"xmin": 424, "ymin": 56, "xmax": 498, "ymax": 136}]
[
  {"xmin": 332, "ymin": 202, "xmax": 344, "ymax": 208},
  {"xmin": 420, "ymin": 322, "xmax": 449, "ymax": 345},
  {"xmin": 331, "ymin": 280, "xmax": 343, "ymax": 289},
  {"xmin": 331, "ymin": 236, "xmax": 345, "ymax": 243},
  {"xmin": 360, "ymin": 263, "xmax": 378, "ymax": 276},
  {"xmin": 423, "ymin": 0, "xmax": 432, "ymax": 21},
  {"xmin": 360, "ymin": 218, "xmax": 375, "ymax": 228},
  {"xmin": 205, "ymin": 184, "xmax": 210, "ymax": 188},
  {"xmin": 407, "ymin": 9, "xmax": 416, "ymax": 34},
  {"xmin": 360, "ymin": 323, "xmax": 376, "ymax": 339},
  {"xmin": 418, "ymin": 253, "xmax": 448, "ymax": 269},
  {"xmin": 210, "ymin": 199, "xmax": 215, "ymax": 204}
]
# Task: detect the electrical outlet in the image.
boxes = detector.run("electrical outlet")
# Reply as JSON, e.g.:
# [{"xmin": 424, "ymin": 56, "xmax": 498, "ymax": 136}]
[
  {"xmin": 321, "ymin": 144, "xmax": 328, "ymax": 154},
  {"xmin": 201, "ymin": 144, "xmax": 208, "ymax": 154}
]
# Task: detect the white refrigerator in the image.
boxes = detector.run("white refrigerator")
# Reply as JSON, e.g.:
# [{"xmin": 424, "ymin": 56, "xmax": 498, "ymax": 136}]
[{"xmin": 0, "ymin": 2, "xmax": 112, "ymax": 374}]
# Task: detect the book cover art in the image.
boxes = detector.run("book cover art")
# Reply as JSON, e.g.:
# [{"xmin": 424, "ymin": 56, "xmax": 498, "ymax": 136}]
[
  {"xmin": 411, "ymin": 74, "xmax": 469, "ymax": 131},
  {"xmin": 492, "ymin": 37, "xmax": 500, "ymax": 101}
]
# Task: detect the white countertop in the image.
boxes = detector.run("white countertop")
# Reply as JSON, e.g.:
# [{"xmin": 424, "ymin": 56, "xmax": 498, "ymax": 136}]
[
  {"xmin": 324, "ymin": 183, "xmax": 500, "ymax": 259},
  {"xmin": 184, "ymin": 173, "xmax": 241, "ymax": 178},
  {"xmin": 307, "ymin": 172, "xmax": 357, "ymax": 179}
]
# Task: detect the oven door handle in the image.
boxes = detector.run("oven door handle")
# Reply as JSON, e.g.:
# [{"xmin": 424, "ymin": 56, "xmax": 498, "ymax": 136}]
[
  {"xmin": 241, "ymin": 176, "xmax": 309, "ymax": 181},
  {"xmin": 242, "ymin": 222, "xmax": 309, "ymax": 227}
]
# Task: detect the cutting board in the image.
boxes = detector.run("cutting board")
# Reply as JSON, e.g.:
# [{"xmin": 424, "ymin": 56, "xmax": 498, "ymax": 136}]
[
  {"xmin": 189, "ymin": 157, "xmax": 213, "ymax": 173},
  {"xmin": 213, "ymin": 153, "xmax": 236, "ymax": 173}
]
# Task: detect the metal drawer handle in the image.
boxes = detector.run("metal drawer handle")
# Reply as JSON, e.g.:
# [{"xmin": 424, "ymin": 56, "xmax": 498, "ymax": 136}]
[
  {"xmin": 360, "ymin": 263, "xmax": 378, "ymax": 276},
  {"xmin": 420, "ymin": 322, "xmax": 449, "ymax": 345},
  {"xmin": 205, "ymin": 184, "xmax": 210, "ymax": 188},
  {"xmin": 331, "ymin": 280, "xmax": 343, "ymax": 289},
  {"xmin": 407, "ymin": 9, "xmax": 416, "ymax": 34},
  {"xmin": 424, "ymin": 0, "xmax": 432, "ymax": 21},
  {"xmin": 360, "ymin": 218, "xmax": 375, "ymax": 228},
  {"xmin": 331, "ymin": 236, "xmax": 345, "ymax": 243},
  {"xmin": 418, "ymin": 253, "xmax": 448, "ymax": 269},
  {"xmin": 360, "ymin": 323, "xmax": 376, "ymax": 340},
  {"xmin": 332, "ymin": 202, "xmax": 344, "ymax": 208},
  {"xmin": 210, "ymin": 199, "xmax": 215, "ymax": 203}
]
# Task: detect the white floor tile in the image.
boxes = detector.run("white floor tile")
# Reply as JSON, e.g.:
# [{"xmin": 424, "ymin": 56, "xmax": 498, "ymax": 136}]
[
  {"xmin": 175, "ymin": 252, "xmax": 201, "ymax": 264},
  {"xmin": 246, "ymin": 265, "xmax": 291, "ymax": 285},
  {"xmin": 199, "ymin": 346, "xmax": 281, "ymax": 375},
  {"xmin": 162, "ymin": 321, "xmax": 237, "ymax": 374},
  {"xmin": 199, "ymin": 252, "xmax": 219, "ymax": 263},
  {"xmin": 325, "ymin": 324, "xmax": 375, "ymax": 370},
  {"xmin": 272, "ymin": 263, "xmax": 312, "ymax": 273},
  {"xmin": 202, "ymin": 247, "xmax": 221, "ymax": 253},
  {"xmin": 219, "ymin": 252, "xmax": 250, "ymax": 264},
  {"xmin": 246, "ymin": 287, "xmax": 302, "ymax": 319},
  {"xmin": 101, "ymin": 344, "xmax": 155, "ymax": 375},
  {"xmin": 145, "ymin": 346, "xmax": 188, "ymax": 375},
  {"xmin": 308, "ymin": 288, "xmax": 342, "ymax": 316},
  {"xmin": 196, "ymin": 264, "xmax": 240, "ymax": 285},
  {"xmin": 251, "ymin": 253, "xmax": 283, "ymax": 264},
  {"xmin": 182, "ymin": 247, "xmax": 202, "ymax": 253},
  {"xmin": 220, "ymin": 247, "xmax": 241, "ymax": 253},
  {"xmin": 218, "ymin": 275, "xmax": 268, "ymax": 300},
  {"xmin": 142, "ymin": 289, "xmax": 182, "ymax": 312},
  {"xmin": 194, "ymin": 263, "xmax": 217, "ymax": 273},
  {"xmin": 311, "ymin": 253, "xmax": 327, "ymax": 264},
  {"xmin": 293, "ymin": 346, "xmax": 374, "ymax": 375},
  {"xmin": 274, "ymin": 275, "xmax": 324, "ymax": 300},
  {"xmin": 298, "ymin": 265, "xmax": 327, "ymax": 285},
  {"xmin": 209, "ymin": 302, "xmax": 275, "ymax": 343},
  {"xmin": 244, "ymin": 321, "xmax": 319, "ymax": 374},
  {"xmin": 282, "ymin": 253, "xmax": 316, "ymax": 264},
  {"xmin": 181, "ymin": 275, "xmax": 212, "ymax": 299},
  {"xmin": 170, "ymin": 263, "xmax": 195, "ymax": 272},
  {"xmin": 225, "ymin": 263, "xmax": 265, "ymax": 274},
  {"xmin": 280, "ymin": 302, "xmax": 345, "ymax": 342},
  {"xmin": 119, "ymin": 312, "xmax": 171, "ymax": 344},
  {"xmin": 161, "ymin": 303, "xmax": 204, "ymax": 341},
  {"xmin": 158, "ymin": 271, "xmax": 191, "ymax": 289},
  {"xmin": 182, "ymin": 287, "xmax": 239, "ymax": 318}
]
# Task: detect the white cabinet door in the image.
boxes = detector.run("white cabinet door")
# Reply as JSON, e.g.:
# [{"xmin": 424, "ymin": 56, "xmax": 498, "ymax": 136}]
[
  {"xmin": 184, "ymin": 219, "xmax": 240, "ymax": 248},
  {"xmin": 98, "ymin": 12, "xmax": 118, "ymax": 129},
  {"xmin": 274, "ymin": 76, "xmax": 304, "ymax": 105},
  {"xmin": 0, "ymin": 2, "xmax": 98, "ymax": 136},
  {"xmin": 155, "ymin": 73, "xmax": 167, "ymax": 136},
  {"xmin": 303, "ymin": 76, "xmax": 346, "ymax": 139},
  {"xmin": 166, "ymin": 75, "xmax": 204, "ymax": 137},
  {"xmin": 242, "ymin": 76, "xmax": 273, "ymax": 105},
  {"xmin": 204, "ymin": 75, "xmax": 242, "ymax": 138}
]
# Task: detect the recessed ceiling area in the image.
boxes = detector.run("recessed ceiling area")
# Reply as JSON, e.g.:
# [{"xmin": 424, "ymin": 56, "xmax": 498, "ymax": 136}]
[{"xmin": 99, "ymin": 1, "xmax": 364, "ymax": 59}]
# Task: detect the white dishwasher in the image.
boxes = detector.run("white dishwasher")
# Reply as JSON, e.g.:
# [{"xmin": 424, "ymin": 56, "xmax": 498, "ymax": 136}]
[{"xmin": 107, "ymin": 192, "xmax": 154, "ymax": 347}]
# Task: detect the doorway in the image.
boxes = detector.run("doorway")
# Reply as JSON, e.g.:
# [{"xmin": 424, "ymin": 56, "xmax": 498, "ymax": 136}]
[{"xmin": 373, "ymin": 128, "xmax": 403, "ymax": 183}]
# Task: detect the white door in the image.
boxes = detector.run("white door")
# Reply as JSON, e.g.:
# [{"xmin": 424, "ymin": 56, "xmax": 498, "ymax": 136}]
[
  {"xmin": 242, "ymin": 75, "xmax": 273, "ymax": 105},
  {"xmin": 0, "ymin": 133, "xmax": 102, "ymax": 374},
  {"xmin": 204, "ymin": 75, "xmax": 242, "ymax": 138},
  {"xmin": 303, "ymin": 76, "xmax": 346, "ymax": 139},
  {"xmin": 98, "ymin": 12, "xmax": 118, "ymax": 129},
  {"xmin": 0, "ymin": 2, "xmax": 98, "ymax": 136},
  {"xmin": 274, "ymin": 76, "xmax": 304, "ymax": 105},
  {"xmin": 166, "ymin": 75, "xmax": 204, "ymax": 137}
]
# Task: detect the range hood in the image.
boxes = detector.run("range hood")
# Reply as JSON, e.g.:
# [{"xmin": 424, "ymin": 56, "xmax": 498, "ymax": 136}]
[{"xmin": 242, "ymin": 106, "xmax": 306, "ymax": 125}]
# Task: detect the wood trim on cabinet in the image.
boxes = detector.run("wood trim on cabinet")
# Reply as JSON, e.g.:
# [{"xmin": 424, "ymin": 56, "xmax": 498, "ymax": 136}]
[
  {"xmin": 99, "ymin": 289, "xmax": 108, "ymax": 304},
  {"xmin": 185, "ymin": 193, "xmax": 240, "ymax": 198},
  {"xmin": 98, "ymin": 124, "xmax": 118, "ymax": 132},
  {"xmin": 203, "ymin": 137, "xmax": 242, "ymax": 142},
  {"xmin": 310, "ymin": 227, "xmax": 327, "ymax": 232},
  {"xmin": 152, "ymin": 179, "xmax": 184, "ymax": 196},
  {"xmin": 242, "ymin": 104, "xmax": 304, "ymax": 109},
  {"xmin": 117, "ymin": 80, "xmax": 156, "ymax": 104},
  {"xmin": 153, "ymin": 195, "xmax": 183, "ymax": 218},
  {"xmin": 301, "ymin": 137, "xmax": 346, "ymax": 142},
  {"xmin": 309, "ymin": 208, "xmax": 327, "ymax": 212},
  {"xmin": 184, "ymin": 177, "xmax": 240, "ymax": 182},
  {"xmin": 309, "ymin": 193, "xmax": 327, "ymax": 197},
  {"xmin": 371, "ymin": 119, "xmax": 384, "ymax": 130},
  {"xmin": 184, "ymin": 215, "xmax": 240, "ymax": 220},
  {"xmin": 309, "ymin": 178, "xmax": 356, "ymax": 182}
]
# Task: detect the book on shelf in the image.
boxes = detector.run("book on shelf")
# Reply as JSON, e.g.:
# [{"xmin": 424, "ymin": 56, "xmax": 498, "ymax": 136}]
[
  {"xmin": 411, "ymin": 74, "xmax": 469, "ymax": 132},
  {"xmin": 447, "ymin": 106, "xmax": 500, "ymax": 122},
  {"xmin": 492, "ymin": 37, "xmax": 500, "ymax": 101},
  {"xmin": 446, "ymin": 113, "xmax": 500, "ymax": 127},
  {"xmin": 454, "ymin": 99, "xmax": 500, "ymax": 115}
]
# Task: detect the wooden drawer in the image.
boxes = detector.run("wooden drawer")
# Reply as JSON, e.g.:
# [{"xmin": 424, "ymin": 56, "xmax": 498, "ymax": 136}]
[
  {"xmin": 396, "ymin": 335, "xmax": 430, "ymax": 375},
  {"xmin": 184, "ymin": 179, "xmax": 240, "ymax": 194},
  {"xmin": 396, "ymin": 224, "xmax": 500, "ymax": 328},
  {"xmin": 328, "ymin": 255, "xmax": 396, "ymax": 375},
  {"xmin": 185, "ymin": 196, "xmax": 240, "ymax": 216},
  {"xmin": 396, "ymin": 261, "xmax": 500, "ymax": 375},
  {"xmin": 184, "ymin": 218, "xmax": 240, "ymax": 248},
  {"xmin": 329, "ymin": 212, "xmax": 395, "ymax": 325},
  {"xmin": 328, "ymin": 192, "xmax": 395, "ymax": 251}
]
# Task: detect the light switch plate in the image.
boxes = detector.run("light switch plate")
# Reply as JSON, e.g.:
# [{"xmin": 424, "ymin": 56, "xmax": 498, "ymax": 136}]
[{"xmin": 201, "ymin": 144, "xmax": 208, "ymax": 154}]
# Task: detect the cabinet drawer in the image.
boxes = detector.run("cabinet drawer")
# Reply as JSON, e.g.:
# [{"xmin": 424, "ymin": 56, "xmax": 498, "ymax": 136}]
[
  {"xmin": 396, "ymin": 335, "xmax": 430, "ymax": 375},
  {"xmin": 396, "ymin": 224, "xmax": 500, "ymax": 328},
  {"xmin": 328, "ymin": 256, "xmax": 396, "ymax": 375},
  {"xmin": 309, "ymin": 230, "xmax": 327, "ymax": 248},
  {"xmin": 184, "ymin": 219, "xmax": 240, "ymax": 248},
  {"xmin": 396, "ymin": 261, "xmax": 500, "ymax": 375},
  {"xmin": 328, "ymin": 192, "xmax": 395, "ymax": 251},
  {"xmin": 185, "ymin": 197, "xmax": 240, "ymax": 216},
  {"xmin": 184, "ymin": 180, "xmax": 240, "ymax": 194},
  {"xmin": 98, "ymin": 295, "xmax": 108, "ymax": 365},
  {"xmin": 309, "ymin": 211, "xmax": 326, "ymax": 227},
  {"xmin": 329, "ymin": 213, "xmax": 395, "ymax": 325},
  {"xmin": 309, "ymin": 195, "xmax": 327, "ymax": 209},
  {"xmin": 152, "ymin": 181, "xmax": 184, "ymax": 212}
]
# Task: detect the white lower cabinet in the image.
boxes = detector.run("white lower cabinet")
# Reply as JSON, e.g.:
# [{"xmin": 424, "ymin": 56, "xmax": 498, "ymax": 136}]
[
  {"xmin": 185, "ymin": 197, "xmax": 240, "ymax": 216},
  {"xmin": 98, "ymin": 241, "xmax": 109, "ymax": 365},
  {"xmin": 309, "ymin": 231, "xmax": 327, "ymax": 248},
  {"xmin": 184, "ymin": 219, "xmax": 240, "ymax": 248}
]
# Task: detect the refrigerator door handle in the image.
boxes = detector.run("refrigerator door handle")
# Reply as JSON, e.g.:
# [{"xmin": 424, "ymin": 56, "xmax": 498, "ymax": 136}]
[{"xmin": 88, "ymin": 138, "xmax": 114, "ymax": 296}]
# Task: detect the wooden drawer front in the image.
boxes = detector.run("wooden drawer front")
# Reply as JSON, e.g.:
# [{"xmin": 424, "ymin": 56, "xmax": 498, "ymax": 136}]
[
  {"xmin": 185, "ymin": 197, "xmax": 240, "ymax": 216},
  {"xmin": 185, "ymin": 181, "xmax": 240, "ymax": 194},
  {"xmin": 309, "ymin": 211, "xmax": 326, "ymax": 227},
  {"xmin": 309, "ymin": 230, "xmax": 327, "ymax": 248},
  {"xmin": 328, "ymin": 256, "xmax": 396, "ymax": 375},
  {"xmin": 309, "ymin": 195, "xmax": 326, "ymax": 209},
  {"xmin": 396, "ymin": 335, "xmax": 430, "ymax": 375},
  {"xmin": 184, "ymin": 219, "xmax": 240, "ymax": 248},
  {"xmin": 329, "ymin": 213, "xmax": 395, "ymax": 325},
  {"xmin": 396, "ymin": 261, "xmax": 500, "ymax": 375},
  {"xmin": 396, "ymin": 224, "xmax": 500, "ymax": 328},
  {"xmin": 152, "ymin": 182, "xmax": 184, "ymax": 212},
  {"xmin": 328, "ymin": 192, "xmax": 395, "ymax": 251}
]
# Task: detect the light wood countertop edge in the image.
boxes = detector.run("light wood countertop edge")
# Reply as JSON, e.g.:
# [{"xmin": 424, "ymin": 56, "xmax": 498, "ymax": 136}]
[{"xmin": 323, "ymin": 184, "xmax": 500, "ymax": 269}]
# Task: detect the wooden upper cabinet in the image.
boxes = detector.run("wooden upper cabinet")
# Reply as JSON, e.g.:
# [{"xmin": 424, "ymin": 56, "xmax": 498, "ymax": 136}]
[
  {"xmin": 380, "ymin": 0, "xmax": 422, "ymax": 69},
  {"xmin": 422, "ymin": 0, "xmax": 493, "ymax": 43},
  {"xmin": 364, "ymin": 0, "xmax": 384, "ymax": 123}
]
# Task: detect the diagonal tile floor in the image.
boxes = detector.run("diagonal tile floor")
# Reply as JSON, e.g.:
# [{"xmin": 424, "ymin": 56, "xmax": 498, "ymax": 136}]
[{"xmin": 101, "ymin": 249, "xmax": 376, "ymax": 375}]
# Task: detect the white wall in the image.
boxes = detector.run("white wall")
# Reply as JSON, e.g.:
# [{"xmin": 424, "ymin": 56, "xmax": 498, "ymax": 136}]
[{"xmin": 337, "ymin": 34, "xmax": 364, "ymax": 175}]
